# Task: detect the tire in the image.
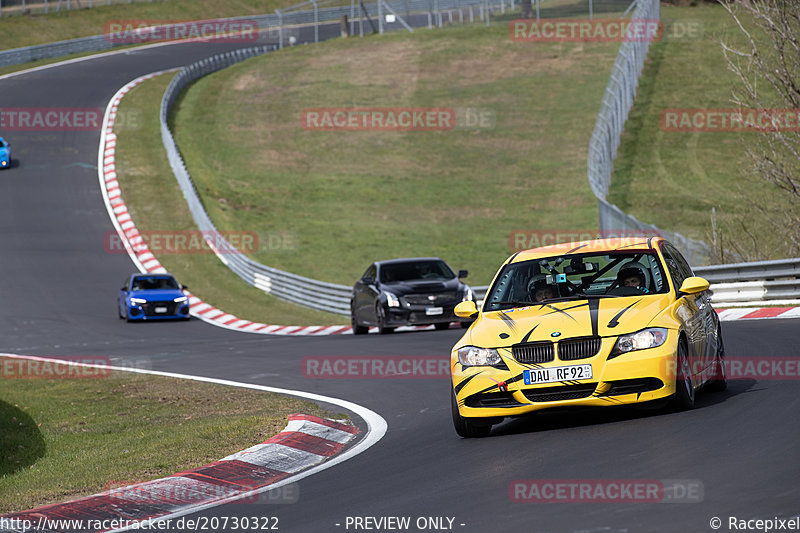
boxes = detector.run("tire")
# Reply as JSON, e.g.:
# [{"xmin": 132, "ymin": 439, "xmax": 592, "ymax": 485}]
[
  {"xmin": 705, "ymin": 324, "xmax": 727, "ymax": 392},
  {"xmin": 451, "ymin": 389, "xmax": 493, "ymax": 438},
  {"xmin": 669, "ymin": 339, "xmax": 695, "ymax": 410},
  {"xmin": 125, "ymin": 307, "xmax": 132, "ymax": 323},
  {"xmin": 376, "ymin": 304, "xmax": 394, "ymax": 335},
  {"xmin": 118, "ymin": 300, "xmax": 124, "ymax": 320},
  {"xmin": 434, "ymin": 322, "xmax": 451, "ymax": 331},
  {"xmin": 460, "ymin": 321, "xmax": 471, "ymax": 329},
  {"xmin": 350, "ymin": 303, "xmax": 368, "ymax": 335}
]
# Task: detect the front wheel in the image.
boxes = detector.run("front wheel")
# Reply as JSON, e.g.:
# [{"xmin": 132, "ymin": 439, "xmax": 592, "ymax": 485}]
[
  {"xmin": 669, "ymin": 340, "xmax": 695, "ymax": 410},
  {"xmin": 705, "ymin": 324, "xmax": 727, "ymax": 392},
  {"xmin": 350, "ymin": 303, "xmax": 368, "ymax": 335},
  {"xmin": 451, "ymin": 390, "xmax": 494, "ymax": 438},
  {"xmin": 376, "ymin": 304, "xmax": 394, "ymax": 335}
]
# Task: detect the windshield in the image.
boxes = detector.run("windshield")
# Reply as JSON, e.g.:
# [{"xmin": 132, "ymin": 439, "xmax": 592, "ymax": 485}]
[
  {"xmin": 484, "ymin": 251, "xmax": 668, "ymax": 311},
  {"xmin": 131, "ymin": 275, "xmax": 180, "ymax": 291},
  {"xmin": 379, "ymin": 260, "xmax": 455, "ymax": 283}
]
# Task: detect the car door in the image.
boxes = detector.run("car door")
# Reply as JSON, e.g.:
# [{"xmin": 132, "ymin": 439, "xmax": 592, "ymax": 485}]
[
  {"xmin": 354, "ymin": 265, "xmax": 379, "ymax": 324},
  {"xmin": 666, "ymin": 243, "xmax": 716, "ymax": 374},
  {"xmin": 661, "ymin": 244, "xmax": 706, "ymax": 379}
]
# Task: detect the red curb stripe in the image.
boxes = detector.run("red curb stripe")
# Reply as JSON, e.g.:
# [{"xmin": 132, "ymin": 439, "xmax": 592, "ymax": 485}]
[
  {"xmin": 180, "ymin": 460, "xmax": 290, "ymax": 490},
  {"xmin": 740, "ymin": 307, "xmax": 793, "ymax": 319},
  {"xmin": 265, "ymin": 431, "xmax": 347, "ymax": 457}
]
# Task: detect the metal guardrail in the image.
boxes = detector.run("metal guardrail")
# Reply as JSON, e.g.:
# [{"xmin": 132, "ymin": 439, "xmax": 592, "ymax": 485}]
[{"xmin": 585, "ymin": 0, "xmax": 711, "ymax": 267}]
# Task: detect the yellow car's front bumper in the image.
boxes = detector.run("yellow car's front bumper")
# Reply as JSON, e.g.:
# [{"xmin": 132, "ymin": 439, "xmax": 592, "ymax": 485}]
[{"xmin": 452, "ymin": 333, "xmax": 680, "ymax": 419}]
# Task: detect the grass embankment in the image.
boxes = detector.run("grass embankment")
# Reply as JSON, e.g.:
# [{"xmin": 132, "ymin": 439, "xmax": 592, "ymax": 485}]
[
  {"xmin": 114, "ymin": 73, "xmax": 345, "ymax": 325},
  {"xmin": 0, "ymin": 356, "xmax": 343, "ymax": 513},
  {"xmin": 171, "ymin": 23, "xmax": 621, "ymax": 286},
  {"xmin": 609, "ymin": 4, "xmax": 769, "ymax": 260}
]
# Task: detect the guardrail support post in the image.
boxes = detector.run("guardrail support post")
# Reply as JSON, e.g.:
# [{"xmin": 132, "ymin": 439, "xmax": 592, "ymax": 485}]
[
  {"xmin": 312, "ymin": 0, "xmax": 319, "ymax": 42},
  {"xmin": 276, "ymin": 9, "xmax": 283, "ymax": 49}
]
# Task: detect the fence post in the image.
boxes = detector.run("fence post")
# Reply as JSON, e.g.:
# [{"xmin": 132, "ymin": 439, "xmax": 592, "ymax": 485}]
[
  {"xmin": 313, "ymin": 0, "xmax": 319, "ymax": 42},
  {"xmin": 276, "ymin": 9, "xmax": 283, "ymax": 49}
]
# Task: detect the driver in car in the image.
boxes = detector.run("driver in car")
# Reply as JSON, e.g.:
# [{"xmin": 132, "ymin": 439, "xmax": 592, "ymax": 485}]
[
  {"xmin": 529, "ymin": 279, "xmax": 555, "ymax": 302},
  {"xmin": 618, "ymin": 267, "xmax": 649, "ymax": 293}
]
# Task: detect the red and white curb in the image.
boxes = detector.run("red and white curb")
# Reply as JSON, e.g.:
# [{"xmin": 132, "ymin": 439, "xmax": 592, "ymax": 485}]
[
  {"xmin": 97, "ymin": 72, "xmax": 357, "ymax": 336},
  {"xmin": 717, "ymin": 306, "xmax": 800, "ymax": 322},
  {"xmin": 0, "ymin": 354, "xmax": 387, "ymax": 533},
  {"xmin": 0, "ymin": 415, "xmax": 358, "ymax": 533}
]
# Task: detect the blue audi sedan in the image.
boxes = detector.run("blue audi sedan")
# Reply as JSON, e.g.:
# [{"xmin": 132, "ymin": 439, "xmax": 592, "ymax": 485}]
[{"xmin": 118, "ymin": 273, "xmax": 190, "ymax": 321}]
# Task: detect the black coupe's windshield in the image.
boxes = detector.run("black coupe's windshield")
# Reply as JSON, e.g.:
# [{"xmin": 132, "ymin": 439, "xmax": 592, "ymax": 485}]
[
  {"xmin": 380, "ymin": 260, "xmax": 455, "ymax": 283},
  {"xmin": 132, "ymin": 276, "xmax": 180, "ymax": 291},
  {"xmin": 484, "ymin": 251, "xmax": 669, "ymax": 312}
]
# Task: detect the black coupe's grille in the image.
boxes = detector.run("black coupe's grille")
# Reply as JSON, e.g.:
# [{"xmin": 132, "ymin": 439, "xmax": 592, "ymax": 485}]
[
  {"xmin": 403, "ymin": 292, "xmax": 460, "ymax": 305},
  {"xmin": 142, "ymin": 301, "xmax": 177, "ymax": 316},
  {"xmin": 512, "ymin": 342, "xmax": 555, "ymax": 364},
  {"xmin": 558, "ymin": 337, "xmax": 602, "ymax": 361},
  {"xmin": 522, "ymin": 383, "xmax": 597, "ymax": 402}
]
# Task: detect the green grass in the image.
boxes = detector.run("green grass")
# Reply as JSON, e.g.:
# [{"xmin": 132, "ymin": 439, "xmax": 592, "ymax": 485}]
[
  {"xmin": 0, "ymin": 356, "xmax": 344, "ymax": 514},
  {"xmin": 114, "ymin": 73, "xmax": 345, "ymax": 326},
  {"xmin": 171, "ymin": 23, "xmax": 622, "ymax": 286},
  {"xmin": 608, "ymin": 4, "xmax": 774, "ymax": 260},
  {"xmin": 0, "ymin": 0, "xmax": 294, "ymax": 51}
]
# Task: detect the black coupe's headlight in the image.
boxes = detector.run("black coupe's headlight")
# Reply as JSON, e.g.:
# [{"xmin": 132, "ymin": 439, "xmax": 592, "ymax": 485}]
[
  {"xmin": 457, "ymin": 346, "xmax": 501, "ymax": 367},
  {"xmin": 611, "ymin": 328, "xmax": 668, "ymax": 358}
]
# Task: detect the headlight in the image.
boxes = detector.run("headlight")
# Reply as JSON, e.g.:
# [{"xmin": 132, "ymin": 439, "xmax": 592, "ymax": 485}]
[
  {"xmin": 174, "ymin": 296, "xmax": 188, "ymax": 303},
  {"xmin": 457, "ymin": 346, "xmax": 501, "ymax": 367},
  {"xmin": 130, "ymin": 297, "xmax": 146, "ymax": 305},
  {"xmin": 612, "ymin": 328, "xmax": 668, "ymax": 356},
  {"xmin": 384, "ymin": 292, "xmax": 400, "ymax": 308},
  {"xmin": 462, "ymin": 286, "xmax": 474, "ymax": 302}
]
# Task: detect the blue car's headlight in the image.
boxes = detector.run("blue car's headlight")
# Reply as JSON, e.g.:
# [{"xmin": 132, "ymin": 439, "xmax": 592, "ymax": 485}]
[
  {"xmin": 130, "ymin": 297, "xmax": 146, "ymax": 305},
  {"xmin": 174, "ymin": 296, "xmax": 188, "ymax": 303}
]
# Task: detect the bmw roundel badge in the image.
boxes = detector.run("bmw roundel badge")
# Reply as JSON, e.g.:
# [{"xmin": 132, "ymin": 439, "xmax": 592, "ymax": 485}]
[{"xmin": 551, "ymin": 331, "xmax": 561, "ymax": 338}]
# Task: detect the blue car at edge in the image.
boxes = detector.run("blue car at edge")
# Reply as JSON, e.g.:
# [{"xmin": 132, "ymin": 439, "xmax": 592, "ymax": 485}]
[
  {"xmin": 0, "ymin": 138, "xmax": 10, "ymax": 169},
  {"xmin": 118, "ymin": 273, "xmax": 190, "ymax": 321}
]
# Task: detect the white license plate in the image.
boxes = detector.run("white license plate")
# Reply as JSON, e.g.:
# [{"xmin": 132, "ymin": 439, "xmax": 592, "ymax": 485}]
[
  {"xmin": 523, "ymin": 364, "xmax": 593, "ymax": 385},
  {"xmin": 425, "ymin": 307, "xmax": 443, "ymax": 316},
  {"xmin": 155, "ymin": 306, "xmax": 168, "ymax": 313}
]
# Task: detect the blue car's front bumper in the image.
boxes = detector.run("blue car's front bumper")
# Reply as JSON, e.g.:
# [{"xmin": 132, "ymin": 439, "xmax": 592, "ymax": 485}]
[{"xmin": 125, "ymin": 300, "xmax": 190, "ymax": 320}]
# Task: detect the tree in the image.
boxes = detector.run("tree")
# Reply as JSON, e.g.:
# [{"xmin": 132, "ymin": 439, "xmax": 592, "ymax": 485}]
[{"xmin": 719, "ymin": 0, "xmax": 800, "ymax": 258}]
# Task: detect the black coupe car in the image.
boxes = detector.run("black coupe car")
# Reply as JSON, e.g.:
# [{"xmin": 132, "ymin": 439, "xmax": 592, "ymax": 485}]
[{"xmin": 351, "ymin": 257, "xmax": 474, "ymax": 334}]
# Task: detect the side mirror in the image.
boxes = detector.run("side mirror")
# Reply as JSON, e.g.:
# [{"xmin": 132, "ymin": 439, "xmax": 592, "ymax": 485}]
[
  {"xmin": 362, "ymin": 276, "xmax": 375, "ymax": 285},
  {"xmin": 454, "ymin": 300, "xmax": 478, "ymax": 319},
  {"xmin": 121, "ymin": 286, "xmax": 127, "ymax": 291},
  {"xmin": 181, "ymin": 284, "xmax": 188, "ymax": 291},
  {"xmin": 458, "ymin": 269, "xmax": 468, "ymax": 279},
  {"xmin": 678, "ymin": 276, "xmax": 709, "ymax": 297}
]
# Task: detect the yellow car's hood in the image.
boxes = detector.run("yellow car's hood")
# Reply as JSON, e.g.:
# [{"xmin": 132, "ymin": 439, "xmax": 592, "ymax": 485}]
[{"xmin": 466, "ymin": 294, "xmax": 675, "ymax": 346}]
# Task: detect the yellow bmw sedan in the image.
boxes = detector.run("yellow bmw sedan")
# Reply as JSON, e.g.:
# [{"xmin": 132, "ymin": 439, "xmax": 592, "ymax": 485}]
[{"xmin": 450, "ymin": 237, "xmax": 726, "ymax": 438}]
